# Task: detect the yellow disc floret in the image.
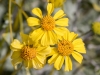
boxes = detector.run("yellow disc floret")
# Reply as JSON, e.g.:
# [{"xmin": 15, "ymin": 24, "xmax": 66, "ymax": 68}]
[
  {"xmin": 41, "ymin": 15, "xmax": 55, "ymax": 31},
  {"xmin": 57, "ymin": 40, "xmax": 74, "ymax": 56},
  {"xmin": 21, "ymin": 46, "xmax": 36, "ymax": 60},
  {"xmin": 92, "ymin": 22, "xmax": 100, "ymax": 35}
]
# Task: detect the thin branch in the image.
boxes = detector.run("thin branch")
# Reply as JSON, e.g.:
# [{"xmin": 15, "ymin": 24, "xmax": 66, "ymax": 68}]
[
  {"xmin": 9, "ymin": 0, "xmax": 13, "ymax": 42},
  {"xmin": 12, "ymin": 0, "xmax": 28, "ymax": 19}
]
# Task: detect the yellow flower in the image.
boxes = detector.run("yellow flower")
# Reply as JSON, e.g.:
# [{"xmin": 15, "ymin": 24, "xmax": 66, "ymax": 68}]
[
  {"xmin": 92, "ymin": 22, "xmax": 100, "ymax": 35},
  {"xmin": 47, "ymin": 0, "xmax": 66, "ymax": 8},
  {"xmin": 48, "ymin": 30, "xmax": 86, "ymax": 71},
  {"xmin": 10, "ymin": 33, "xmax": 51, "ymax": 69},
  {"xmin": 27, "ymin": 3, "xmax": 69, "ymax": 46}
]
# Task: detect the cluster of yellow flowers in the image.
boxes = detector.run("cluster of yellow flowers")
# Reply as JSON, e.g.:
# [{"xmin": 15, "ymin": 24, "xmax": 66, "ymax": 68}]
[{"xmin": 10, "ymin": 1, "xmax": 86, "ymax": 71}]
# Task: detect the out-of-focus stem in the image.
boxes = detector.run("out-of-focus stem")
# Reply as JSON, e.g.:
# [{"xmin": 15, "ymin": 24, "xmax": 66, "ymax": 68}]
[
  {"xmin": 9, "ymin": 0, "xmax": 13, "ymax": 42},
  {"xmin": 11, "ymin": 64, "xmax": 23, "ymax": 75},
  {"xmin": 19, "ymin": 8, "xmax": 23, "ymax": 32},
  {"xmin": 0, "ymin": 45, "xmax": 11, "ymax": 74},
  {"xmin": 19, "ymin": 0, "xmax": 24, "ymax": 32},
  {"xmin": 12, "ymin": 0, "xmax": 28, "ymax": 19},
  {"xmin": 79, "ymin": 30, "xmax": 92, "ymax": 37},
  {"xmin": 0, "ymin": 51, "xmax": 10, "ymax": 63}
]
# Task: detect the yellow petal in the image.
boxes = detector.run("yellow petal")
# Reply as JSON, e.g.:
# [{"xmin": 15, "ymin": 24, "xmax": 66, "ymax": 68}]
[
  {"xmin": 10, "ymin": 46, "xmax": 20, "ymax": 51},
  {"xmin": 48, "ymin": 53, "xmax": 58, "ymax": 64},
  {"xmin": 29, "ymin": 28, "xmax": 44, "ymax": 42},
  {"xmin": 27, "ymin": 17, "xmax": 40, "ymax": 26},
  {"xmin": 47, "ymin": 3, "xmax": 54, "ymax": 15},
  {"xmin": 55, "ymin": 18, "xmax": 69, "ymax": 26},
  {"xmin": 93, "ymin": 3, "xmax": 100, "ymax": 12},
  {"xmin": 28, "ymin": 60, "xmax": 33, "ymax": 68},
  {"xmin": 24, "ymin": 60, "xmax": 29, "ymax": 68},
  {"xmin": 54, "ymin": 55, "xmax": 64, "ymax": 70},
  {"xmin": 36, "ymin": 46, "xmax": 47, "ymax": 52},
  {"xmin": 32, "ymin": 58, "xmax": 43, "ymax": 69},
  {"xmin": 48, "ymin": 47, "xmax": 57, "ymax": 56},
  {"xmin": 11, "ymin": 57, "xmax": 22, "ymax": 67},
  {"xmin": 32, "ymin": 59, "xmax": 37, "ymax": 69},
  {"xmin": 68, "ymin": 32, "xmax": 78, "ymax": 42},
  {"xmin": 53, "ymin": 10, "xmax": 65, "ymax": 20},
  {"xmin": 32, "ymin": 41, "xmax": 40, "ymax": 47},
  {"xmin": 32, "ymin": 8, "xmax": 43, "ymax": 18},
  {"xmin": 36, "ymin": 54, "xmax": 45, "ymax": 64},
  {"xmin": 53, "ymin": 0, "xmax": 66, "ymax": 8},
  {"xmin": 72, "ymin": 38, "xmax": 84, "ymax": 46},
  {"xmin": 72, "ymin": 38, "xmax": 86, "ymax": 53},
  {"xmin": 10, "ymin": 39, "xmax": 23, "ymax": 50},
  {"xmin": 62, "ymin": 29, "xmax": 70, "ymax": 40},
  {"xmin": 11, "ymin": 51, "xmax": 21, "ymax": 59},
  {"xmin": 20, "ymin": 32, "xmax": 28, "ymax": 43},
  {"xmin": 48, "ymin": 31, "xmax": 57, "ymax": 45},
  {"xmin": 74, "ymin": 46, "xmax": 86, "ymax": 53},
  {"xmin": 41, "ymin": 31, "xmax": 50, "ymax": 46},
  {"xmin": 65, "ymin": 56, "xmax": 72, "ymax": 71},
  {"xmin": 37, "ymin": 46, "xmax": 51, "ymax": 55},
  {"xmin": 72, "ymin": 51, "xmax": 83, "ymax": 64},
  {"xmin": 53, "ymin": 27, "xmax": 68, "ymax": 36}
]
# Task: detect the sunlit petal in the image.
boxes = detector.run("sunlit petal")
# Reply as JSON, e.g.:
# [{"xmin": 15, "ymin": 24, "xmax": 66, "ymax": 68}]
[
  {"xmin": 32, "ymin": 8, "xmax": 43, "ymax": 18},
  {"xmin": 53, "ymin": 10, "xmax": 65, "ymax": 20},
  {"xmin": 10, "ymin": 39, "xmax": 23, "ymax": 50},
  {"xmin": 65, "ymin": 56, "xmax": 72, "ymax": 71},
  {"xmin": 27, "ymin": 17, "xmax": 40, "ymax": 26},
  {"xmin": 68, "ymin": 32, "xmax": 78, "ymax": 42},
  {"xmin": 55, "ymin": 18, "xmax": 69, "ymax": 26},
  {"xmin": 72, "ymin": 51, "xmax": 83, "ymax": 64},
  {"xmin": 48, "ymin": 53, "xmax": 58, "ymax": 64},
  {"xmin": 36, "ymin": 54, "xmax": 45, "ymax": 64},
  {"xmin": 73, "ymin": 38, "xmax": 86, "ymax": 53},
  {"xmin": 54, "ymin": 55, "xmax": 64, "ymax": 70},
  {"xmin": 53, "ymin": 27, "xmax": 68, "ymax": 36},
  {"xmin": 41, "ymin": 31, "xmax": 50, "ymax": 46},
  {"xmin": 32, "ymin": 58, "xmax": 43, "ymax": 69},
  {"xmin": 11, "ymin": 51, "xmax": 21, "ymax": 59},
  {"xmin": 48, "ymin": 31, "xmax": 57, "ymax": 45},
  {"xmin": 29, "ymin": 28, "xmax": 44, "ymax": 42},
  {"xmin": 47, "ymin": 3, "xmax": 54, "ymax": 15}
]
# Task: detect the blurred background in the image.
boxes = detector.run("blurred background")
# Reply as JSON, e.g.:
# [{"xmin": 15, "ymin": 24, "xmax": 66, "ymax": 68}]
[{"xmin": 0, "ymin": 0, "xmax": 100, "ymax": 75}]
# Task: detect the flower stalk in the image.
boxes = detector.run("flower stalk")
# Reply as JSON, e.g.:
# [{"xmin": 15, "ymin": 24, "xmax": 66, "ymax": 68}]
[{"xmin": 9, "ymin": 0, "xmax": 13, "ymax": 42}]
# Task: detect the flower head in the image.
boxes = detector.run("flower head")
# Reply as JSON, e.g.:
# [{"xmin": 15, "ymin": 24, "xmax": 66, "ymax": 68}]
[
  {"xmin": 10, "ymin": 32, "xmax": 51, "ymax": 69},
  {"xmin": 48, "ymin": 30, "xmax": 86, "ymax": 71},
  {"xmin": 92, "ymin": 22, "xmax": 100, "ymax": 35},
  {"xmin": 47, "ymin": 0, "xmax": 66, "ymax": 8},
  {"xmin": 27, "ymin": 3, "xmax": 69, "ymax": 46}
]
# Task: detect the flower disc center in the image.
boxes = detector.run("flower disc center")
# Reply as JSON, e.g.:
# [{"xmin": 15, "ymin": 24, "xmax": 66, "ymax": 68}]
[
  {"xmin": 41, "ymin": 15, "xmax": 55, "ymax": 31},
  {"xmin": 57, "ymin": 40, "xmax": 74, "ymax": 56},
  {"xmin": 21, "ymin": 46, "xmax": 36, "ymax": 60}
]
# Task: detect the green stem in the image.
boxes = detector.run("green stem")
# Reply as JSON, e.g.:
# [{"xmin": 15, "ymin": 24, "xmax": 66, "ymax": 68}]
[
  {"xmin": 12, "ymin": 0, "xmax": 28, "ymax": 19},
  {"xmin": 11, "ymin": 64, "xmax": 23, "ymax": 75},
  {"xmin": 19, "ymin": 8, "xmax": 24, "ymax": 32},
  {"xmin": 19, "ymin": 0, "xmax": 24, "ymax": 32},
  {"xmin": 9, "ymin": 0, "xmax": 13, "ymax": 42},
  {"xmin": 79, "ymin": 30, "xmax": 92, "ymax": 37}
]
